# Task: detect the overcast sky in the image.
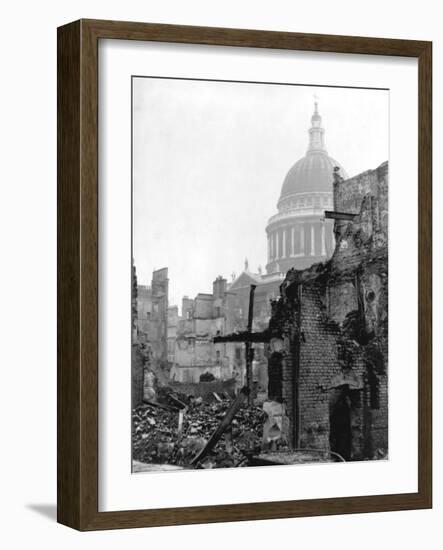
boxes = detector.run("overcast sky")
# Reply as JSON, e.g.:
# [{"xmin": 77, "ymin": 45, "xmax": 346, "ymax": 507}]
[{"xmin": 133, "ymin": 77, "xmax": 388, "ymax": 309}]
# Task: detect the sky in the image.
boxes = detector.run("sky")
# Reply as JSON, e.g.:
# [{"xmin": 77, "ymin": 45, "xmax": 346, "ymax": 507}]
[{"xmin": 133, "ymin": 77, "xmax": 388, "ymax": 309}]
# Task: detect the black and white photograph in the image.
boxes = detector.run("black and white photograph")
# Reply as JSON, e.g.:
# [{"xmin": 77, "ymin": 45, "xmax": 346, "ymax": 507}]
[
  {"xmin": 0, "ymin": 0, "xmax": 437, "ymax": 541},
  {"xmin": 131, "ymin": 76, "xmax": 389, "ymax": 472}
]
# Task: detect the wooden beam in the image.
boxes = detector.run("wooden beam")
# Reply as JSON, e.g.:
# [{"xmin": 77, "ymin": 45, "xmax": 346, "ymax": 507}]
[
  {"xmin": 324, "ymin": 210, "xmax": 357, "ymax": 221},
  {"xmin": 190, "ymin": 387, "xmax": 250, "ymax": 466},
  {"xmin": 245, "ymin": 285, "xmax": 257, "ymax": 404},
  {"xmin": 214, "ymin": 330, "xmax": 271, "ymax": 344}
]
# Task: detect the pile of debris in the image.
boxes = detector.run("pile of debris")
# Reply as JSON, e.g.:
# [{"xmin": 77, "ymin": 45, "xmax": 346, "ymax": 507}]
[{"xmin": 132, "ymin": 393, "xmax": 265, "ymax": 469}]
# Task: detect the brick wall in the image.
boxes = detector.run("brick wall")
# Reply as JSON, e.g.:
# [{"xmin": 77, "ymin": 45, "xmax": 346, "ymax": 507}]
[
  {"xmin": 271, "ymin": 161, "xmax": 389, "ymax": 459},
  {"xmin": 298, "ymin": 284, "xmax": 341, "ymax": 450}
]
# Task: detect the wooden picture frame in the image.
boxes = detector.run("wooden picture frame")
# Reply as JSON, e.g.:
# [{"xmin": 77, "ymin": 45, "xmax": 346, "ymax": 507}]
[{"xmin": 57, "ymin": 19, "xmax": 432, "ymax": 530}]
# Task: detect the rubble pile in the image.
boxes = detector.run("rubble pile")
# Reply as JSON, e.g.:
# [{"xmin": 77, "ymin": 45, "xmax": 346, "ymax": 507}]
[{"xmin": 132, "ymin": 397, "xmax": 265, "ymax": 468}]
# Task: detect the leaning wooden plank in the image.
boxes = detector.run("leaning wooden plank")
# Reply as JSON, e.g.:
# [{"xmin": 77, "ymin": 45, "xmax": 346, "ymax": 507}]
[
  {"xmin": 190, "ymin": 387, "xmax": 250, "ymax": 466},
  {"xmin": 167, "ymin": 392, "xmax": 188, "ymax": 410}
]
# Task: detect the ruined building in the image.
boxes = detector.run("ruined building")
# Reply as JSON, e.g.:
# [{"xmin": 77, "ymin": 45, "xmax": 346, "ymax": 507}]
[
  {"xmin": 168, "ymin": 272, "xmax": 272, "ymax": 387},
  {"xmin": 169, "ymin": 278, "xmax": 231, "ymax": 383},
  {"xmin": 268, "ymin": 161, "xmax": 388, "ymax": 460},
  {"xmin": 132, "ymin": 267, "xmax": 169, "ymax": 397},
  {"xmin": 147, "ymin": 267, "xmax": 169, "ymax": 373},
  {"xmin": 132, "ymin": 262, "xmax": 144, "ymax": 407}
]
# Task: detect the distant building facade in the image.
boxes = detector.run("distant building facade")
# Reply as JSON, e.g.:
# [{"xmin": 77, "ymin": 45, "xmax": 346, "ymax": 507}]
[
  {"xmin": 167, "ymin": 305, "xmax": 178, "ymax": 364},
  {"xmin": 169, "ymin": 279, "xmax": 230, "ymax": 383}
]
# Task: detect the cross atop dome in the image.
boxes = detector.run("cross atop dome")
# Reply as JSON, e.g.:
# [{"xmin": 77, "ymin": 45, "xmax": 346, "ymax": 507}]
[
  {"xmin": 313, "ymin": 94, "xmax": 319, "ymax": 114},
  {"xmin": 308, "ymin": 98, "xmax": 326, "ymax": 153}
]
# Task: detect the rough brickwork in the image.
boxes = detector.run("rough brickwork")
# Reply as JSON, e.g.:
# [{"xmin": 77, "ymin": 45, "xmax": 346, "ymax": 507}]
[
  {"xmin": 268, "ymin": 161, "xmax": 389, "ymax": 460},
  {"xmin": 298, "ymin": 285, "xmax": 342, "ymax": 451}
]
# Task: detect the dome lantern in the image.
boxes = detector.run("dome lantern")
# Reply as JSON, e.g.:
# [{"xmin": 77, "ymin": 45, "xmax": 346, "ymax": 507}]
[
  {"xmin": 307, "ymin": 100, "xmax": 326, "ymax": 153},
  {"xmin": 277, "ymin": 101, "xmax": 347, "ymax": 208}
]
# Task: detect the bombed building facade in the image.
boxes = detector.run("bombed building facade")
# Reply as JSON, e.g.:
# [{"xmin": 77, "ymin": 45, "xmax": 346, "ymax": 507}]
[
  {"xmin": 132, "ymin": 97, "xmax": 389, "ymax": 467},
  {"xmin": 132, "ymin": 267, "xmax": 170, "ymax": 405},
  {"xmin": 168, "ymin": 284, "xmax": 230, "ymax": 384},
  {"xmin": 267, "ymin": 161, "xmax": 388, "ymax": 460},
  {"xmin": 135, "ymin": 267, "xmax": 169, "ymax": 365}
]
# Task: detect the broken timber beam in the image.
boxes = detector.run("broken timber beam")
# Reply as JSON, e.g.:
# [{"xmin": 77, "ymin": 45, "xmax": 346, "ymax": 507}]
[
  {"xmin": 324, "ymin": 210, "xmax": 357, "ymax": 221},
  {"xmin": 213, "ymin": 330, "xmax": 271, "ymax": 343},
  {"xmin": 190, "ymin": 386, "xmax": 250, "ymax": 466},
  {"xmin": 245, "ymin": 285, "xmax": 257, "ymax": 404},
  {"xmin": 166, "ymin": 392, "xmax": 188, "ymax": 410}
]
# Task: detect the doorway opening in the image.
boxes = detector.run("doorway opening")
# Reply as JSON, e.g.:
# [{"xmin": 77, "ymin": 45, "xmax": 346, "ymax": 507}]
[{"xmin": 329, "ymin": 388, "xmax": 352, "ymax": 460}]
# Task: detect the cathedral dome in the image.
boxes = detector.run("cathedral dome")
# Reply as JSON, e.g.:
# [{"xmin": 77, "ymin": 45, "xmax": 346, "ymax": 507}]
[
  {"xmin": 277, "ymin": 102, "xmax": 347, "ymax": 208},
  {"xmin": 265, "ymin": 101, "xmax": 347, "ymax": 276},
  {"xmin": 279, "ymin": 151, "xmax": 347, "ymax": 203}
]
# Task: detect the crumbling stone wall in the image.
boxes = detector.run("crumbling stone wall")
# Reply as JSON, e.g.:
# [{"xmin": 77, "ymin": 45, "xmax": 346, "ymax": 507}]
[{"xmin": 334, "ymin": 161, "xmax": 388, "ymax": 225}]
